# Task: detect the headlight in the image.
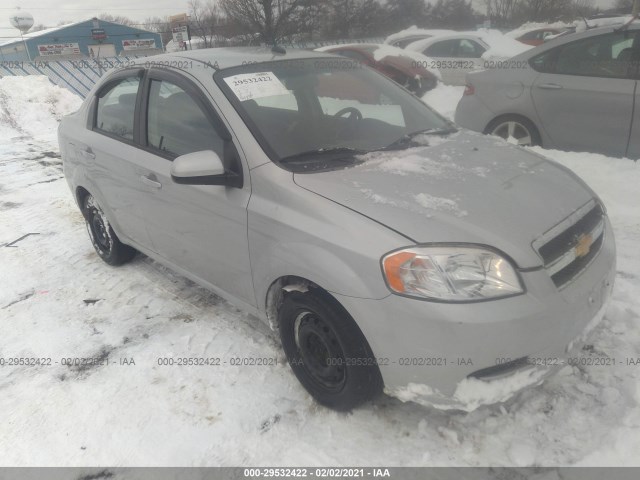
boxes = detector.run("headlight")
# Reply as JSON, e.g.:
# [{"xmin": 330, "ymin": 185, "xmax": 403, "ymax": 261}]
[{"xmin": 382, "ymin": 246, "xmax": 523, "ymax": 302}]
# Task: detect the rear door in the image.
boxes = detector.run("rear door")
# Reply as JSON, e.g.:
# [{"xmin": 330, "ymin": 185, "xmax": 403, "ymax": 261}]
[
  {"xmin": 83, "ymin": 70, "xmax": 152, "ymax": 247},
  {"xmin": 530, "ymin": 30, "xmax": 639, "ymax": 157},
  {"xmin": 133, "ymin": 69, "xmax": 255, "ymax": 306}
]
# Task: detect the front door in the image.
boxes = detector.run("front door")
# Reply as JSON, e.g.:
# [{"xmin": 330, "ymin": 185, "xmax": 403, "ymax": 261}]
[
  {"xmin": 530, "ymin": 30, "xmax": 639, "ymax": 157},
  {"xmin": 134, "ymin": 70, "xmax": 255, "ymax": 306}
]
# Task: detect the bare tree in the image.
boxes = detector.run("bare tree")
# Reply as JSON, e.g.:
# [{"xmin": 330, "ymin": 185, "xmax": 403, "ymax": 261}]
[
  {"xmin": 142, "ymin": 16, "xmax": 173, "ymax": 48},
  {"xmin": 188, "ymin": 0, "xmax": 223, "ymax": 48},
  {"xmin": 98, "ymin": 14, "xmax": 136, "ymax": 26},
  {"xmin": 220, "ymin": 0, "xmax": 316, "ymax": 44},
  {"xmin": 484, "ymin": 0, "xmax": 520, "ymax": 26}
]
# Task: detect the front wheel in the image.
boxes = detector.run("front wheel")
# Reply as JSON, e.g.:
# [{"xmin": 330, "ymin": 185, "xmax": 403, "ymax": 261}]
[
  {"xmin": 278, "ymin": 290, "xmax": 383, "ymax": 411},
  {"xmin": 486, "ymin": 115, "xmax": 541, "ymax": 147},
  {"xmin": 82, "ymin": 194, "xmax": 136, "ymax": 266}
]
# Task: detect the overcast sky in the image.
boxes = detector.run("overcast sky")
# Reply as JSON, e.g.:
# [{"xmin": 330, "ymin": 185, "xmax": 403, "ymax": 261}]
[{"xmin": 0, "ymin": 0, "xmax": 619, "ymax": 39}]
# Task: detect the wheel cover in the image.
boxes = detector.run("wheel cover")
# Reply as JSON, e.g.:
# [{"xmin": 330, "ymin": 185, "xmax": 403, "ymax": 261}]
[
  {"xmin": 294, "ymin": 311, "xmax": 346, "ymax": 391},
  {"xmin": 491, "ymin": 120, "xmax": 533, "ymax": 146}
]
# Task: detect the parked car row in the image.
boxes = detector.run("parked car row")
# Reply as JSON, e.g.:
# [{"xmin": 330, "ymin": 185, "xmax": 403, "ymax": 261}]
[{"xmin": 456, "ymin": 23, "xmax": 640, "ymax": 159}]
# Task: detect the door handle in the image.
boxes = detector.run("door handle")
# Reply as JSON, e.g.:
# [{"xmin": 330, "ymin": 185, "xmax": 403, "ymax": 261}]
[
  {"xmin": 538, "ymin": 83, "xmax": 563, "ymax": 90},
  {"xmin": 140, "ymin": 175, "xmax": 162, "ymax": 189},
  {"xmin": 82, "ymin": 149, "xmax": 95, "ymax": 159}
]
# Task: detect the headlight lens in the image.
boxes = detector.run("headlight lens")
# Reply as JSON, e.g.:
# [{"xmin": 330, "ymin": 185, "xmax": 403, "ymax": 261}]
[{"xmin": 382, "ymin": 246, "xmax": 523, "ymax": 301}]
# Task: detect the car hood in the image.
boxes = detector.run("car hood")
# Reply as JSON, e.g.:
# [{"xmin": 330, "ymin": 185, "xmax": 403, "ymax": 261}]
[{"xmin": 293, "ymin": 131, "xmax": 595, "ymax": 268}]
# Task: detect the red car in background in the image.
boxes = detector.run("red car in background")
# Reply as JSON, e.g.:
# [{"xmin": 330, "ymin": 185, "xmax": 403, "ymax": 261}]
[{"xmin": 314, "ymin": 44, "xmax": 439, "ymax": 97}]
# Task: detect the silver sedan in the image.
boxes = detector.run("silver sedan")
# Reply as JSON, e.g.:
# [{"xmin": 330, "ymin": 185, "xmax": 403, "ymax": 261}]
[
  {"xmin": 59, "ymin": 47, "xmax": 615, "ymax": 411},
  {"xmin": 455, "ymin": 23, "xmax": 640, "ymax": 158}
]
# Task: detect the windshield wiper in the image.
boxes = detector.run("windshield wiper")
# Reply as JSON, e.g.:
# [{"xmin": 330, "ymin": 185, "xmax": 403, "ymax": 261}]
[
  {"xmin": 280, "ymin": 147, "xmax": 368, "ymax": 163},
  {"xmin": 381, "ymin": 127, "xmax": 458, "ymax": 151}
]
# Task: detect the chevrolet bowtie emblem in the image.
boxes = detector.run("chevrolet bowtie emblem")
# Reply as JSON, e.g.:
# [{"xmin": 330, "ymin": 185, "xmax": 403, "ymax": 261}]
[{"xmin": 575, "ymin": 233, "xmax": 593, "ymax": 258}]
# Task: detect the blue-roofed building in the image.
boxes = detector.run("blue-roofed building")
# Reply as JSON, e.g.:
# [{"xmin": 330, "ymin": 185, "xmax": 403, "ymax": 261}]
[{"xmin": 0, "ymin": 18, "xmax": 163, "ymax": 61}]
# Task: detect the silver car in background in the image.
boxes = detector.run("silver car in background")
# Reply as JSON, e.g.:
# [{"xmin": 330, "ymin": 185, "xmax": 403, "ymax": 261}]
[
  {"xmin": 456, "ymin": 24, "xmax": 640, "ymax": 158},
  {"xmin": 59, "ymin": 48, "xmax": 615, "ymax": 411}
]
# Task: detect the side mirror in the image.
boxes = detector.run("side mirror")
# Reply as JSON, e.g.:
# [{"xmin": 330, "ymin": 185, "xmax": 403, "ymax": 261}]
[{"xmin": 170, "ymin": 150, "xmax": 241, "ymax": 187}]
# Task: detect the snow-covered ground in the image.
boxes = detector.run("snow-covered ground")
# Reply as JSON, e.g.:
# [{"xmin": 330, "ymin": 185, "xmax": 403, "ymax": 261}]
[{"xmin": 1, "ymin": 76, "xmax": 640, "ymax": 467}]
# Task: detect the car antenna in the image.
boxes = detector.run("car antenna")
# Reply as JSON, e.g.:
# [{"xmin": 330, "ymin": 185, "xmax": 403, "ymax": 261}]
[{"xmin": 615, "ymin": 13, "xmax": 639, "ymax": 32}]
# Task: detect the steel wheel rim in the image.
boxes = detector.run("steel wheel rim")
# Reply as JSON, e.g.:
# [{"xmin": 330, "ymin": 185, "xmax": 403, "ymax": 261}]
[
  {"xmin": 89, "ymin": 209, "xmax": 110, "ymax": 252},
  {"xmin": 294, "ymin": 311, "xmax": 346, "ymax": 391}
]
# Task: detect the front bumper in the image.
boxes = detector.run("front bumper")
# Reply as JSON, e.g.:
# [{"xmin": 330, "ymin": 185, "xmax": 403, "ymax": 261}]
[{"xmin": 333, "ymin": 218, "xmax": 616, "ymax": 410}]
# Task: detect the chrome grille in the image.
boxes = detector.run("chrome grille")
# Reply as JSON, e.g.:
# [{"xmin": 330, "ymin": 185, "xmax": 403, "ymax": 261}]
[{"xmin": 533, "ymin": 200, "xmax": 605, "ymax": 288}]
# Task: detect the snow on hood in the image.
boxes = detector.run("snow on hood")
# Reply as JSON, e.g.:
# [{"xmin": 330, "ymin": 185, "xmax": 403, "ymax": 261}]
[
  {"xmin": 0, "ymin": 75, "xmax": 81, "ymax": 139},
  {"xmin": 293, "ymin": 130, "xmax": 595, "ymax": 268}
]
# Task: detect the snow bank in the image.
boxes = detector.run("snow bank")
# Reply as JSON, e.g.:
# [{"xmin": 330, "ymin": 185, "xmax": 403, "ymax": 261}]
[
  {"xmin": 477, "ymin": 29, "xmax": 533, "ymax": 60},
  {"xmin": 422, "ymin": 84, "xmax": 465, "ymax": 121},
  {"xmin": 0, "ymin": 76, "xmax": 81, "ymax": 139}
]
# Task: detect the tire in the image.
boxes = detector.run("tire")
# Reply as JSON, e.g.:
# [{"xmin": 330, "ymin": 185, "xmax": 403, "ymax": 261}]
[
  {"xmin": 81, "ymin": 194, "xmax": 136, "ymax": 266},
  {"xmin": 278, "ymin": 290, "xmax": 383, "ymax": 411},
  {"xmin": 485, "ymin": 115, "xmax": 541, "ymax": 147}
]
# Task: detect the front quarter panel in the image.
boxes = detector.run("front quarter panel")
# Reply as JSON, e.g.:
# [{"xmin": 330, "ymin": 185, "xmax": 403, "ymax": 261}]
[{"xmin": 248, "ymin": 162, "xmax": 410, "ymax": 310}]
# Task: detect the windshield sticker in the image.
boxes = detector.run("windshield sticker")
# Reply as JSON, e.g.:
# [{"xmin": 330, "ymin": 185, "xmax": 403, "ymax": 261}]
[{"xmin": 224, "ymin": 72, "xmax": 289, "ymax": 101}]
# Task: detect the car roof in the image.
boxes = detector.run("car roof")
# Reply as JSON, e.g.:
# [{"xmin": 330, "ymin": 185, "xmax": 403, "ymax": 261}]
[
  {"xmin": 521, "ymin": 22, "xmax": 640, "ymax": 54},
  {"xmin": 406, "ymin": 33, "xmax": 489, "ymax": 51},
  {"xmin": 137, "ymin": 47, "xmax": 334, "ymax": 70}
]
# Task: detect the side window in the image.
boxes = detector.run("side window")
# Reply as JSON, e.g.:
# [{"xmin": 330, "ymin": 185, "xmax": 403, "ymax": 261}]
[
  {"xmin": 531, "ymin": 31, "xmax": 639, "ymax": 78},
  {"xmin": 458, "ymin": 39, "xmax": 486, "ymax": 58},
  {"xmin": 335, "ymin": 49, "xmax": 370, "ymax": 63},
  {"xmin": 424, "ymin": 39, "xmax": 459, "ymax": 58},
  {"xmin": 518, "ymin": 31, "xmax": 534, "ymax": 41},
  {"xmin": 95, "ymin": 76, "xmax": 140, "ymax": 140},
  {"xmin": 146, "ymin": 79, "xmax": 224, "ymax": 158}
]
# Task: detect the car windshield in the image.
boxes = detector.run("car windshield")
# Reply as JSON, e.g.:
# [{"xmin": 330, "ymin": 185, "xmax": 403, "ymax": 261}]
[{"xmin": 215, "ymin": 58, "xmax": 451, "ymax": 167}]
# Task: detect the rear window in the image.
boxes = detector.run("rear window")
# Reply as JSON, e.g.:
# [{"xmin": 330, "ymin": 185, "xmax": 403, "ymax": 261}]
[{"xmin": 95, "ymin": 76, "xmax": 140, "ymax": 140}]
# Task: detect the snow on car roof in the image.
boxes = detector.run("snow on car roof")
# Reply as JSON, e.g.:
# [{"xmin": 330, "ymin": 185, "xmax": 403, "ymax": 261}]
[
  {"xmin": 505, "ymin": 21, "xmax": 574, "ymax": 39},
  {"xmin": 384, "ymin": 26, "xmax": 456, "ymax": 45},
  {"xmin": 406, "ymin": 29, "xmax": 532, "ymax": 60},
  {"xmin": 577, "ymin": 15, "xmax": 635, "ymax": 31}
]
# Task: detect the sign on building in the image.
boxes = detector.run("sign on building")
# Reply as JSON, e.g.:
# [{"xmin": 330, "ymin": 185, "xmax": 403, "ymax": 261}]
[
  {"xmin": 37, "ymin": 43, "xmax": 81, "ymax": 56},
  {"xmin": 91, "ymin": 28, "xmax": 107, "ymax": 40},
  {"xmin": 122, "ymin": 39, "xmax": 156, "ymax": 50},
  {"xmin": 172, "ymin": 25, "xmax": 189, "ymax": 43}
]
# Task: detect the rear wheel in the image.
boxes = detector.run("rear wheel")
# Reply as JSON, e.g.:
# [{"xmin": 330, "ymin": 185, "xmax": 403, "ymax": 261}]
[
  {"xmin": 486, "ymin": 115, "xmax": 541, "ymax": 147},
  {"xmin": 278, "ymin": 290, "xmax": 383, "ymax": 411},
  {"xmin": 82, "ymin": 194, "xmax": 136, "ymax": 266}
]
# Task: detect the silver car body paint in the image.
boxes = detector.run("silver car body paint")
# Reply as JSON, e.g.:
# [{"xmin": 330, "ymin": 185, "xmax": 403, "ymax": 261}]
[
  {"xmin": 455, "ymin": 24, "xmax": 640, "ymax": 158},
  {"xmin": 59, "ymin": 47, "xmax": 616, "ymax": 406}
]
